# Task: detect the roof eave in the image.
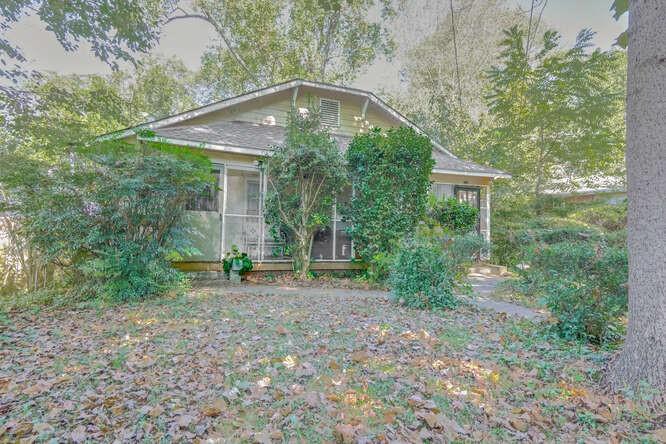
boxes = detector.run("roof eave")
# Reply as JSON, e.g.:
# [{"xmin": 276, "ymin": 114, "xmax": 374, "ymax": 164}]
[
  {"xmin": 142, "ymin": 134, "xmax": 511, "ymax": 179},
  {"xmin": 137, "ymin": 135, "xmax": 272, "ymax": 157},
  {"xmin": 432, "ymin": 168, "xmax": 512, "ymax": 179}
]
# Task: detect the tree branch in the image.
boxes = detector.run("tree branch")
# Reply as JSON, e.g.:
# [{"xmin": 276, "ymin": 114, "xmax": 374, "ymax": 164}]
[{"xmin": 164, "ymin": 9, "xmax": 260, "ymax": 86}]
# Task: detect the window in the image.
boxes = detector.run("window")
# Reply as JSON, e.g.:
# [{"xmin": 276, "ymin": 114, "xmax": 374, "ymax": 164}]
[
  {"xmin": 431, "ymin": 183, "xmax": 454, "ymax": 200},
  {"xmin": 186, "ymin": 169, "xmax": 220, "ymax": 212},
  {"xmin": 454, "ymin": 185, "xmax": 481, "ymax": 233},
  {"xmin": 319, "ymin": 98, "xmax": 340, "ymax": 127}
]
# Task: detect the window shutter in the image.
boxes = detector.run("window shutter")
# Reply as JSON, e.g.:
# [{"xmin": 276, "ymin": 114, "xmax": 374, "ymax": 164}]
[{"xmin": 319, "ymin": 98, "xmax": 340, "ymax": 127}]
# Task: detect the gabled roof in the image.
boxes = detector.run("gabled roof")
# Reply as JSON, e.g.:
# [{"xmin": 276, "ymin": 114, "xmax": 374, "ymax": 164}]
[
  {"xmin": 150, "ymin": 120, "xmax": 508, "ymax": 177},
  {"xmin": 103, "ymin": 79, "xmax": 510, "ymax": 179}
]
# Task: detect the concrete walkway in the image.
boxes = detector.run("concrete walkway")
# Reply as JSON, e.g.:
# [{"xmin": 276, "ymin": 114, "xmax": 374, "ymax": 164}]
[
  {"xmin": 465, "ymin": 275, "xmax": 543, "ymax": 320},
  {"xmin": 200, "ymin": 276, "xmax": 543, "ymax": 321}
]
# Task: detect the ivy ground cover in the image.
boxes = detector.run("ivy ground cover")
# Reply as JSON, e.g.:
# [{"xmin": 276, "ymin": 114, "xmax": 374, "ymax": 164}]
[{"xmin": 1, "ymin": 287, "xmax": 663, "ymax": 442}]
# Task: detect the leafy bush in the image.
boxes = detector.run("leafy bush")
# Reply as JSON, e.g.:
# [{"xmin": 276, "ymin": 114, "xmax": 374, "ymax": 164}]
[
  {"xmin": 263, "ymin": 111, "xmax": 347, "ymax": 279},
  {"xmin": 222, "ymin": 245, "xmax": 253, "ymax": 275},
  {"xmin": 346, "ymin": 127, "xmax": 434, "ymax": 275},
  {"xmin": 389, "ymin": 232, "xmax": 486, "ymax": 310},
  {"xmin": 426, "ymin": 196, "xmax": 479, "ymax": 234},
  {"xmin": 569, "ymin": 201, "xmax": 627, "ymax": 232},
  {"xmin": 492, "ymin": 213, "xmax": 603, "ymax": 268},
  {"xmin": 1, "ymin": 138, "xmax": 212, "ymax": 302},
  {"xmin": 523, "ymin": 241, "xmax": 628, "ymax": 344}
]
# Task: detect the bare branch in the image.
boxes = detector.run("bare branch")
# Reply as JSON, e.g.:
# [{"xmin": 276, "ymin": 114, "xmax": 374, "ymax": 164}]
[{"xmin": 164, "ymin": 9, "xmax": 260, "ymax": 86}]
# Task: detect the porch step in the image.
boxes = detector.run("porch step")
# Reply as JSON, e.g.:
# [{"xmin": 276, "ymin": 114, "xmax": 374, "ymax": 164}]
[{"xmin": 468, "ymin": 263, "xmax": 511, "ymax": 277}]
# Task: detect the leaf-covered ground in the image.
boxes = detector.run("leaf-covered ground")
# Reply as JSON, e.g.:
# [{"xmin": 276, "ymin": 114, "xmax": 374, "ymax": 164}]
[{"xmin": 1, "ymin": 285, "xmax": 664, "ymax": 442}]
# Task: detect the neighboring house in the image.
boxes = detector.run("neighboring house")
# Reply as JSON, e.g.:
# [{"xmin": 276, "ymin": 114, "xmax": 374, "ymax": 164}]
[
  {"xmin": 107, "ymin": 79, "xmax": 509, "ymax": 271},
  {"xmin": 543, "ymin": 174, "xmax": 626, "ymax": 204}
]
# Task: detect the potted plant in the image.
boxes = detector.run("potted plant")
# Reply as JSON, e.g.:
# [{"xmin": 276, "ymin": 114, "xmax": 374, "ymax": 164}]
[{"xmin": 222, "ymin": 245, "xmax": 253, "ymax": 283}]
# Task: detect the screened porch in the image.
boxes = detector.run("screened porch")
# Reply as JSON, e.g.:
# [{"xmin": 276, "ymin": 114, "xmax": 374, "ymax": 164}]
[{"xmin": 184, "ymin": 162, "xmax": 354, "ymax": 263}]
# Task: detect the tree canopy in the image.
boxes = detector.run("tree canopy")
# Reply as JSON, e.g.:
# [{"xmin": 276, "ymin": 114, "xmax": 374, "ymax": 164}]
[
  {"xmin": 2, "ymin": 57, "xmax": 197, "ymax": 155},
  {"xmin": 483, "ymin": 26, "xmax": 625, "ymax": 198},
  {"xmin": 0, "ymin": 0, "xmax": 175, "ymax": 93},
  {"xmin": 181, "ymin": 0, "xmax": 396, "ymax": 97}
]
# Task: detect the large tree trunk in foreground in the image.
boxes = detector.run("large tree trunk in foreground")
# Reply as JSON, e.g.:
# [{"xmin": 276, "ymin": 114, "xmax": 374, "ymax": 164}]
[{"xmin": 607, "ymin": 0, "xmax": 666, "ymax": 397}]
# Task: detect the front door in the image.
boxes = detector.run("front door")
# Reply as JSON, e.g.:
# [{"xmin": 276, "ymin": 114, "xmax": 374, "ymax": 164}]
[{"xmin": 454, "ymin": 186, "xmax": 481, "ymax": 233}]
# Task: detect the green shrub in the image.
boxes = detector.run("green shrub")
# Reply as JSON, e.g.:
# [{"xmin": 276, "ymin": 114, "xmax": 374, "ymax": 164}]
[
  {"xmin": 389, "ymin": 232, "xmax": 485, "ymax": 310},
  {"xmin": 524, "ymin": 241, "xmax": 627, "ymax": 344},
  {"xmin": 346, "ymin": 127, "xmax": 434, "ymax": 273},
  {"xmin": 1, "ymin": 138, "xmax": 212, "ymax": 302},
  {"xmin": 426, "ymin": 196, "xmax": 479, "ymax": 234},
  {"xmin": 569, "ymin": 201, "xmax": 627, "ymax": 232}
]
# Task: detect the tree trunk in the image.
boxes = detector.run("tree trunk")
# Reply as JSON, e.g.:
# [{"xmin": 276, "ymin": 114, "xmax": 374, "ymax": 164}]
[
  {"xmin": 292, "ymin": 233, "xmax": 311, "ymax": 280},
  {"xmin": 533, "ymin": 128, "xmax": 546, "ymax": 213},
  {"xmin": 607, "ymin": 0, "xmax": 666, "ymax": 398}
]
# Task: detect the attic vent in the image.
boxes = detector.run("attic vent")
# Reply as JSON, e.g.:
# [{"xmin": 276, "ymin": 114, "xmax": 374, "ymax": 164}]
[{"xmin": 319, "ymin": 98, "xmax": 340, "ymax": 127}]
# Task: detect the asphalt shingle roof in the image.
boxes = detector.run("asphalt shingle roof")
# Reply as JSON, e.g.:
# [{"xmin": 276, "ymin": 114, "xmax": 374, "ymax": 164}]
[{"xmin": 155, "ymin": 120, "xmax": 506, "ymax": 177}]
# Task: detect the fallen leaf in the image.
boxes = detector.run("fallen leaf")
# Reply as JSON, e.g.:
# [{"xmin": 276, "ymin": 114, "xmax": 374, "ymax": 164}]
[
  {"xmin": 651, "ymin": 429, "xmax": 666, "ymax": 443},
  {"xmin": 33, "ymin": 422, "xmax": 53, "ymax": 434},
  {"xmin": 149, "ymin": 405, "xmax": 164, "ymax": 418},
  {"xmin": 70, "ymin": 425, "xmax": 87, "ymax": 443},
  {"xmin": 510, "ymin": 417, "xmax": 529, "ymax": 433},
  {"xmin": 333, "ymin": 423, "xmax": 358, "ymax": 443},
  {"xmin": 422, "ymin": 412, "xmax": 445, "ymax": 429},
  {"xmin": 202, "ymin": 400, "xmax": 226, "ymax": 417},
  {"xmin": 304, "ymin": 391, "xmax": 321, "ymax": 408},
  {"xmin": 13, "ymin": 422, "xmax": 33, "ymax": 437},
  {"xmin": 177, "ymin": 414, "xmax": 193, "ymax": 428},
  {"xmin": 350, "ymin": 350, "xmax": 369, "ymax": 363}
]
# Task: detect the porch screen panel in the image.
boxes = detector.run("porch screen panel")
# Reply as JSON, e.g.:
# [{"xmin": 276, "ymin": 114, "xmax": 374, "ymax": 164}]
[
  {"xmin": 479, "ymin": 187, "xmax": 490, "ymax": 242},
  {"xmin": 182, "ymin": 168, "xmax": 222, "ymax": 261},
  {"xmin": 261, "ymin": 222, "xmax": 289, "ymax": 260},
  {"xmin": 334, "ymin": 221, "xmax": 353, "ymax": 259},
  {"xmin": 223, "ymin": 168, "xmax": 262, "ymax": 260},
  {"xmin": 311, "ymin": 226, "xmax": 333, "ymax": 260}
]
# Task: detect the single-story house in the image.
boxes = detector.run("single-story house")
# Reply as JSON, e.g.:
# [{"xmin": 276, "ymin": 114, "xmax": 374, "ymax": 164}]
[{"xmin": 106, "ymin": 79, "xmax": 509, "ymax": 271}]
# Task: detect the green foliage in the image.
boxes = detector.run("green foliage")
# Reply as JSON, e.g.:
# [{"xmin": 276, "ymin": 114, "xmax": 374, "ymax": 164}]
[
  {"xmin": 4, "ymin": 58, "xmax": 197, "ymax": 153},
  {"xmin": 389, "ymin": 232, "xmax": 486, "ymax": 310},
  {"xmin": 1, "ymin": 59, "xmax": 200, "ymax": 297},
  {"xmin": 483, "ymin": 27, "xmax": 626, "ymax": 197},
  {"xmin": 610, "ymin": 0, "xmax": 629, "ymax": 47},
  {"xmin": 0, "ymin": 138, "xmax": 212, "ymax": 302},
  {"xmin": 569, "ymin": 201, "xmax": 627, "ymax": 232},
  {"xmin": 263, "ymin": 111, "xmax": 347, "ymax": 279},
  {"xmin": 493, "ymin": 195, "xmax": 628, "ymax": 344},
  {"xmin": 396, "ymin": 0, "xmax": 524, "ymax": 157},
  {"xmin": 491, "ymin": 195, "xmax": 626, "ymax": 267},
  {"xmin": 1, "ymin": 0, "xmax": 172, "ymax": 89},
  {"xmin": 195, "ymin": 0, "xmax": 396, "ymax": 97},
  {"xmin": 346, "ymin": 127, "xmax": 435, "ymax": 271},
  {"xmin": 523, "ymin": 241, "xmax": 628, "ymax": 344},
  {"xmin": 427, "ymin": 196, "xmax": 479, "ymax": 234},
  {"xmin": 222, "ymin": 245, "xmax": 254, "ymax": 275}
]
